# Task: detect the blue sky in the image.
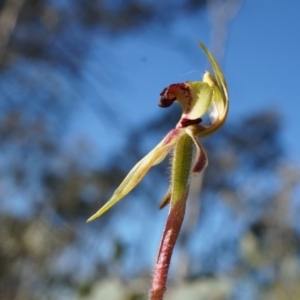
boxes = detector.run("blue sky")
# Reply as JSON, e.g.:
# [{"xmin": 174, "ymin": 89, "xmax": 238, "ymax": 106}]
[{"xmin": 68, "ymin": 0, "xmax": 300, "ymax": 166}]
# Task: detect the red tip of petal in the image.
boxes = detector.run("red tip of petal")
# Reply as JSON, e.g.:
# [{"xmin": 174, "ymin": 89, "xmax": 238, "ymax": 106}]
[
  {"xmin": 192, "ymin": 150, "xmax": 208, "ymax": 173},
  {"xmin": 159, "ymin": 87, "xmax": 175, "ymax": 107},
  {"xmin": 158, "ymin": 83, "xmax": 189, "ymax": 108}
]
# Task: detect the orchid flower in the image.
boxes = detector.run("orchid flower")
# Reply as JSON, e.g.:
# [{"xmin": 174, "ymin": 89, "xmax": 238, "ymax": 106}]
[
  {"xmin": 88, "ymin": 42, "xmax": 228, "ymax": 300},
  {"xmin": 87, "ymin": 42, "xmax": 228, "ymax": 223}
]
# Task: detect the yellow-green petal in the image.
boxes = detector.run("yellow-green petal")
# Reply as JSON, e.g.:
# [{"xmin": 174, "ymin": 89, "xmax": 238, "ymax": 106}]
[
  {"xmin": 184, "ymin": 81, "xmax": 213, "ymax": 120},
  {"xmin": 198, "ymin": 42, "xmax": 228, "ymax": 103},
  {"xmin": 87, "ymin": 129, "xmax": 184, "ymax": 222},
  {"xmin": 196, "ymin": 42, "xmax": 229, "ymax": 136}
]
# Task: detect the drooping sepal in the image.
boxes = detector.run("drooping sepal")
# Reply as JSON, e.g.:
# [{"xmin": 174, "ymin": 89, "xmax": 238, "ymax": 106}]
[
  {"xmin": 185, "ymin": 127, "xmax": 208, "ymax": 175},
  {"xmin": 87, "ymin": 129, "xmax": 184, "ymax": 222}
]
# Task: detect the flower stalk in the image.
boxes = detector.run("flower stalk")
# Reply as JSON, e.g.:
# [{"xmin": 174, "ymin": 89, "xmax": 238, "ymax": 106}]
[
  {"xmin": 149, "ymin": 194, "xmax": 187, "ymax": 300},
  {"xmin": 150, "ymin": 134, "xmax": 192, "ymax": 300}
]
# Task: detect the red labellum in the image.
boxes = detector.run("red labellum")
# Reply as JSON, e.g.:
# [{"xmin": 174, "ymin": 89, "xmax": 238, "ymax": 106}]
[{"xmin": 158, "ymin": 83, "xmax": 191, "ymax": 108}]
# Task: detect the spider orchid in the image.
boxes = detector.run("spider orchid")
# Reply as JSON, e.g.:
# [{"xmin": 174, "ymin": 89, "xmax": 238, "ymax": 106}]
[
  {"xmin": 87, "ymin": 42, "xmax": 228, "ymax": 300},
  {"xmin": 87, "ymin": 42, "xmax": 228, "ymax": 223}
]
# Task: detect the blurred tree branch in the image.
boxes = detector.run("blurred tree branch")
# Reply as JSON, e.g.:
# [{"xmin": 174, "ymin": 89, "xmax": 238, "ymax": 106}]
[{"xmin": 0, "ymin": 0, "xmax": 26, "ymax": 64}]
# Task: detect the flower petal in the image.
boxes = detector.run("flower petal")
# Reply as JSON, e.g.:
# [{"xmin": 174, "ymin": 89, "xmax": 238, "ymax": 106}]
[
  {"xmin": 184, "ymin": 42, "xmax": 229, "ymax": 138},
  {"xmin": 159, "ymin": 81, "xmax": 213, "ymax": 129},
  {"xmin": 185, "ymin": 127, "xmax": 208, "ymax": 175},
  {"xmin": 193, "ymin": 84, "xmax": 228, "ymax": 137},
  {"xmin": 200, "ymin": 43, "xmax": 228, "ymax": 122},
  {"xmin": 198, "ymin": 42, "xmax": 228, "ymax": 104},
  {"xmin": 87, "ymin": 129, "xmax": 184, "ymax": 222},
  {"xmin": 158, "ymin": 83, "xmax": 190, "ymax": 112},
  {"xmin": 181, "ymin": 81, "xmax": 213, "ymax": 122}
]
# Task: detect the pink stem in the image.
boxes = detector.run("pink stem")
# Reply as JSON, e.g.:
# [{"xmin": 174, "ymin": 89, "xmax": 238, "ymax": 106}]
[{"xmin": 149, "ymin": 199, "xmax": 186, "ymax": 300}]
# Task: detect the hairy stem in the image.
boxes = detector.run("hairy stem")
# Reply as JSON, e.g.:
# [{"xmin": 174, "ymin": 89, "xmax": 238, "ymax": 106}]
[{"xmin": 149, "ymin": 134, "xmax": 193, "ymax": 300}]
